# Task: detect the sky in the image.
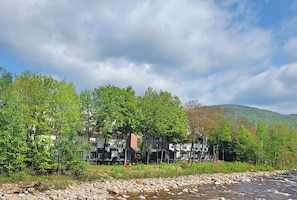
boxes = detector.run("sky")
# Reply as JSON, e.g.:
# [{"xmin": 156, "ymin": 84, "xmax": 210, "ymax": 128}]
[{"xmin": 0, "ymin": 0, "xmax": 297, "ymax": 115}]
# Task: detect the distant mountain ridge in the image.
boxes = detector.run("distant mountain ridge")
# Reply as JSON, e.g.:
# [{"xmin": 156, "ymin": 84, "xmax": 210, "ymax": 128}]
[{"xmin": 211, "ymin": 104, "xmax": 297, "ymax": 130}]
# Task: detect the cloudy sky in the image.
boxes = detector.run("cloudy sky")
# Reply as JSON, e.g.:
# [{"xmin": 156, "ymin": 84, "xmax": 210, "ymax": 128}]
[{"xmin": 0, "ymin": 0, "xmax": 297, "ymax": 114}]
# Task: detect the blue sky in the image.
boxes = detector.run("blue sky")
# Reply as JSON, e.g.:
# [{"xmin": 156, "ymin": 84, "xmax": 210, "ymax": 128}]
[{"xmin": 1, "ymin": 0, "xmax": 297, "ymax": 114}]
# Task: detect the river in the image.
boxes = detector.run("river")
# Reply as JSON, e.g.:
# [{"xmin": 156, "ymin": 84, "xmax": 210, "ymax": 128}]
[{"xmin": 126, "ymin": 172, "xmax": 297, "ymax": 200}]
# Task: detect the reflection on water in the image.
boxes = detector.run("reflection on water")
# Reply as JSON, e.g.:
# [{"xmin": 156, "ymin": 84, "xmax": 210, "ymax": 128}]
[{"xmin": 125, "ymin": 172, "xmax": 297, "ymax": 200}]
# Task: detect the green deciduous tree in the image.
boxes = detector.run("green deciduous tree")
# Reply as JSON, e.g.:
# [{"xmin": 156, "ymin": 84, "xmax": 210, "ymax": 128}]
[
  {"xmin": 237, "ymin": 124, "xmax": 257, "ymax": 162},
  {"xmin": 8, "ymin": 72, "xmax": 59, "ymax": 174},
  {"xmin": 51, "ymin": 81, "xmax": 83, "ymax": 174},
  {"xmin": 140, "ymin": 88, "xmax": 187, "ymax": 163},
  {"xmin": 265, "ymin": 122, "xmax": 296, "ymax": 168},
  {"xmin": 0, "ymin": 80, "xmax": 28, "ymax": 174},
  {"xmin": 255, "ymin": 121, "xmax": 268, "ymax": 164},
  {"xmin": 79, "ymin": 89, "xmax": 96, "ymax": 140},
  {"xmin": 93, "ymin": 85, "xmax": 142, "ymax": 164},
  {"xmin": 0, "ymin": 66, "xmax": 12, "ymax": 111},
  {"xmin": 208, "ymin": 112, "xmax": 231, "ymax": 162}
]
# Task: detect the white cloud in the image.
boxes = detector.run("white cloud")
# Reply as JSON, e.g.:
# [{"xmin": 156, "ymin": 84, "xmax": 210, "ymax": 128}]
[
  {"xmin": 0, "ymin": 0, "xmax": 296, "ymax": 114},
  {"xmin": 284, "ymin": 37, "xmax": 297, "ymax": 62},
  {"xmin": 0, "ymin": 0, "xmax": 273, "ymax": 74},
  {"xmin": 230, "ymin": 63, "xmax": 297, "ymax": 114}
]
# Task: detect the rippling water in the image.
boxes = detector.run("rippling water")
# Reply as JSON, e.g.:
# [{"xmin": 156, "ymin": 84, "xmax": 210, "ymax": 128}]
[{"xmin": 126, "ymin": 172, "xmax": 297, "ymax": 200}]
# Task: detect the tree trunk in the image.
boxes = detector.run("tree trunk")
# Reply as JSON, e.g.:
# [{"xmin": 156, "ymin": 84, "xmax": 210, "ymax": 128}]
[
  {"xmin": 199, "ymin": 136, "xmax": 204, "ymax": 162},
  {"xmin": 189, "ymin": 141, "xmax": 194, "ymax": 163},
  {"xmin": 174, "ymin": 144, "xmax": 177, "ymax": 162},
  {"xmin": 160, "ymin": 137, "xmax": 164, "ymax": 163},
  {"xmin": 124, "ymin": 134, "xmax": 129, "ymax": 166},
  {"xmin": 124, "ymin": 147, "xmax": 128, "ymax": 166},
  {"xmin": 146, "ymin": 146, "xmax": 150, "ymax": 165},
  {"xmin": 102, "ymin": 134, "xmax": 107, "ymax": 164},
  {"xmin": 213, "ymin": 145, "xmax": 215, "ymax": 162}
]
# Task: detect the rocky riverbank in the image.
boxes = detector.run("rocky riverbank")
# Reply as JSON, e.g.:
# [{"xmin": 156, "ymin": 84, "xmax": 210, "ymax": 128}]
[{"xmin": 0, "ymin": 169, "xmax": 291, "ymax": 200}]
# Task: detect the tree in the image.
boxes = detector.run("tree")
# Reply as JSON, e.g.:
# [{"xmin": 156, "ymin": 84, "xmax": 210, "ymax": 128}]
[
  {"xmin": 93, "ymin": 85, "xmax": 142, "ymax": 165},
  {"xmin": 8, "ymin": 72, "xmax": 60, "ymax": 174},
  {"xmin": 207, "ymin": 110, "xmax": 231, "ymax": 162},
  {"xmin": 158, "ymin": 90, "xmax": 188, "ymax": 162},
  {"xmin": 0, "ymin": 67, "xmax": 13, "ymax": 172},
  {"xmin": 79, "ymin": 89, "xmax": 97, "ymax": 162},
  {"xmin": 225, "ymin": 117, "xmax": 257, "ymax": 162},
  {"xmin": 0, "ymin": 71, "xmax": 84, "ymax": 175},
  {"xmin": 278, "ymin": 124, "xmax": 297, "ymax": 167},
  {"xmin": 79, "ymin": 89, "xmax": 95, "ymax": 141},
  {"xmin": 265, "ymin": 122, "xmax": 297, "ymax": 168},
  {"xmin": 255, "ymin": 121, "xmax": 268, "ymax": 164},
  {"xmin": 0, "ymin": 78, "xmax": 28, "ymax": 174},
  {"xmin": 0, "ymin": 66, "xmax": 12, "ymax": 111},
  {"xmin": 237, "ymin": 124, "xmax": 257, "ymax": 162},
  {"xmin": 185, "ymin": 100, "xmax": 204, "ymax": 163},
  {"xmin": 185, "ymin": 104, "xmax": 232, "ymax": 162},
  {"xmin": 51, "ymin": 80, "xmax": 83, "ymax": 174},
  {"xmin": 140, "ymin": 88, "xmax": 187, "ymax": 163}
]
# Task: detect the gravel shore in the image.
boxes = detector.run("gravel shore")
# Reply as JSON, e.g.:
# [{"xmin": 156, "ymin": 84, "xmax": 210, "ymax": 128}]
[{"xmin": 0, "ymin": 169, "xmax": 290, "ymax": 200}]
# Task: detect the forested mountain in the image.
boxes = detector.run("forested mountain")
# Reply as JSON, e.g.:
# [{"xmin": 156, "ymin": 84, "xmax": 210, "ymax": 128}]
[{"xmin": 213, "ymin": 104, "xmax": 297, "ymax": 130}]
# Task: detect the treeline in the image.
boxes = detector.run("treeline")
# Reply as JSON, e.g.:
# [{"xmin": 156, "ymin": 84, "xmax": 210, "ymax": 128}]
[
  {"xmin": 185, "ymin": 101, "xmax": 297, "ymax": 167},
  {"xmin": 0, "ymin": 67, "xmax": 188, "ymax": 176},
  {"xmin": 1, "ymin": 67, "xmax": 297, "ymax": 177}
]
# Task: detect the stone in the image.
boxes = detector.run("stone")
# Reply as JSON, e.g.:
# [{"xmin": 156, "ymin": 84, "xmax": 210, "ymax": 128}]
[
  {"xmin": 182, "ymin": 188, "xmax": 188, "ymax": 193},
  {"xmin": 0, "ymin": 169, "xmax": 290, "ymax": 200},
  {"xmin": 138, "ymin": 195, "xmax": 146, "ymax": 200},
  {"xmin": 107, "ymin": 189, "xmax": 118, "ymax": 195},
  {"xmin": 241, "ymin": 177, "xmax": 251, "ymax": 182}
]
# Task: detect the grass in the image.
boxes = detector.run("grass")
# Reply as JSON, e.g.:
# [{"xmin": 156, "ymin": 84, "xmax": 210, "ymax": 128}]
[
  {"xmin": 85, "ymin": 161, "xmax": 275, "ymax": 180},
  {"xmin": 0, "ymin": 172, "xmax": 73, "ymax": 191},
  {"xmin": 0, "ymin": 161, "xmax": 277, "ymax": 191}
]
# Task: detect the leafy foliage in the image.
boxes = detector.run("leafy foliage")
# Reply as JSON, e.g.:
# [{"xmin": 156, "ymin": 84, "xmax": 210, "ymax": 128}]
[
  {"xmin": 140, "ymin": 88, "xmax": 187, "ymax": 142},
  {"xmin": 216, "ymin": 104, "xmax": 297, "ymax": 130},
  {"xmin": 140, "ymin": 88, "xmax": 188, "ymax": 162},
  {"xmin": 0, "ymin": 70, "xmax": 84, "ymax": 176},
  {"xmin": 2, "ymin": 65, "xmax": 297, "ymax": 178}
]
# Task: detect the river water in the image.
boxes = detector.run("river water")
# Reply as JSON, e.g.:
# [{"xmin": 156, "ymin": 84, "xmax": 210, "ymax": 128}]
[{"xmin": 126, "ymin": 172, "xmax": 297, "ymax": 200}]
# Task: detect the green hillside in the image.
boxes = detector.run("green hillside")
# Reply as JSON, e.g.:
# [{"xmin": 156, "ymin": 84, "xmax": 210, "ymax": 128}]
[{"xmin": 214, "ymin": 104, "xmax": 297, "ymax": 130}]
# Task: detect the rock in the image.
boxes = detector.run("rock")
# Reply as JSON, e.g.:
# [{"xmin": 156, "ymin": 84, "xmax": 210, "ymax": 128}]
[
  {"xmin": 107, "ymin": 189, "xmax": 118, "ymax": 195},
  {"xmin": 216, "ymin": 181, "xmax": 221, "ymax": 185},
  {"xmin": 241, "ymin": 177, "xmax": 251, "ymax": 182},
  {"xmin": 138, "ymin": 195, "xmax": 146, "ymax": 200},
  {"xmin": 122, "ymin": 194, "xmax": 130, "ymax": 198},
  {"xmin": 192, "ymin": 188, "xmax": 198, "ymax": 192},
  {"xmin": 48, "ymin": 195, "xmax": 56, "ymax": 200},
  {"xmin": 77, "ymin": 193, "xmax": 87, "ymax": 200},
  {"xmin": 136, "ymin": 180, "xmax": 146, "ymax": 185},
  {"xmin": 18, "ymin": 193, "xmax": 26, "ymax": 197},
  {"xmin": 0, "ymin": 169, "xmax": 291, "ymax": 200},
  {"xmin": 182, "ymin": 188, "xmax": 188, "ymax": 193}
]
